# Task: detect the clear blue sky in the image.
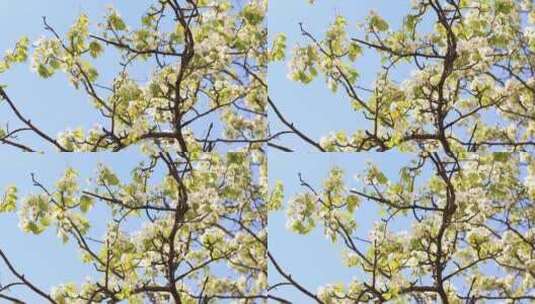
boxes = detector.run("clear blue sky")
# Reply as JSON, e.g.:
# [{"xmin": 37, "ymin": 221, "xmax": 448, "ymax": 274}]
[{"xmin": 268, "ymin": 0, "xmax": 416, "ymax": 150}]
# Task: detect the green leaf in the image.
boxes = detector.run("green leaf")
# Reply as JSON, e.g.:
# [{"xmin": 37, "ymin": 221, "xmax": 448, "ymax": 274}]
[
  {"xmin": 100, "ymin": 167, "xmax": 120, "ymax": 185},
  {"xmin": 0, "ymin": 186, "xmax": 17, "ymax": 212},
  {"xmin": 79, "ymin": 195, "xmax": 94, "ymax": 213},
  {"xmin": 376, "ymin": 172, "xmax": 388, "ymax": 184},
  {"xmin": 37, "ymin": 64, "xmax": 54, "ymax": 78},
  {"xmin": 109, "ymin": 12, "xmax": 126, "ymax": 31},
  {"xmin": 370, "ymin": 14, "xmax": 389, "ymax": 32},
  {"xmin": 271, "ymin": 34, "xmax": 287, "ymax": 61},
  {"xmin": 493, "ymin": 152, "xmax": 509, "ymax": 162},
  {"xmin": 346, "ymin": 195, "xmax": 360, "ymax": 213},
  {"xmin": 24, "ymin": 222, "xmax": 45, "ymax": 234},
  {"xmin": 348, "ymin": 43, "xmax": 362, "ymax": 61},
  {"xmin": 269, "ymin": 181, "xmax": 284, "ymax": 211},
  {"xmin": 88, "ymin": 41, "xmax": 103, "ymax": 58},
  {"xmin": 242, "ymin": 4, "xmax": 264, "ymax": 25}
]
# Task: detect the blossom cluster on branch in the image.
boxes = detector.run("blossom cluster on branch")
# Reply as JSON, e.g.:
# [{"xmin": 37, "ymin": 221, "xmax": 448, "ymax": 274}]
[
  {"xmin": 267, "ymin": 0, "xmax": 535, "ymax": 303},
  {"xmin": 1, "ymin": 0, "xmax": 535, "ymax": 303}
]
